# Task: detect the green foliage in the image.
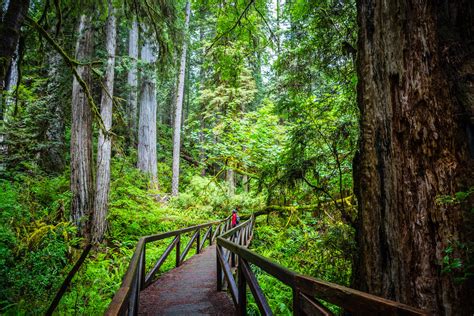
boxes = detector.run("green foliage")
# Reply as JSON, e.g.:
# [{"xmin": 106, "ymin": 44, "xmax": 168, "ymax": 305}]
[
  {"xmin": 248, "ymin": 213, "xmax": 355, "ymax": 314},
  {"xmin": 441, "ymin": 241, "xmax": 474, "ymax": 285},
  {"xmin": 169, "ymin": 175, "xmax": 264, "ymax": 215},
  {"xmin": 0, "ymin": 176, "xmax": 77, "ymax": 313}
]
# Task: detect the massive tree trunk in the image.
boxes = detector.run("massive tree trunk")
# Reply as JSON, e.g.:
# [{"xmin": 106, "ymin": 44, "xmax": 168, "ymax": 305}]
[
  {"xmin": 171, "ymin": 0, "xmax": 191, "ymax": 196},
  {"xmin": 137, "ymin": 31, "xmax": 159, "ymax": 189},
  {"xmin": 71, "ymin": 15, "xmax": 94, "ymax": 238},
  {"xmin": 353, "ymin": 1, "xmax": 474, "ymax": 314},
  {"xmin": 127, "ymin": 19, "xmax": 138, "ymax": 148},
  {"xmin": 0, "ymin": 0, "xmax": 29, "ymax": 97},
  {"xmin": 92, "ymin": 3, "xmax": 116, "ymax": 244}
]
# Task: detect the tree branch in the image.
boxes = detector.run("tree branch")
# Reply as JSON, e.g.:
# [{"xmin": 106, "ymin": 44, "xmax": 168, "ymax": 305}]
[{"xmin": 205, "ymin": 0, "xmax": 255, "ymax": 55}]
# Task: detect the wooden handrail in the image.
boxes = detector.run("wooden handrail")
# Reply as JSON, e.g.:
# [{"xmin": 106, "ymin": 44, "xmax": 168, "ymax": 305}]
[
  {"xmin": 217, "ymin": 215, "xmax": 428, "ymax": 316},
  {"xmin": 106, "ymin": 215, "xmax": 232, "ymax": 316},
  {"xmin": 46, "ymin": 244, "xmax": 92, "ymax": 315}
]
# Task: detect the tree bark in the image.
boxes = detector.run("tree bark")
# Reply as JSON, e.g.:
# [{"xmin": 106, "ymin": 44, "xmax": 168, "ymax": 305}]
[
  {"xmin": 227, "ymin": 167, "xmax": 235, "ymax": 196},
  {"xmin": 353, "ymin": 1, "xmax": 474, "ymax": 314},
  {"xmin": 127, "ymin": 19, "xmax": 138, "ymax": 149},
  {"xmin": 41, "ymin": 51, "xmax": 65, "ymax": 173},
  {"xmin": 70, "ymin": 15, "xmax": 94, "ymax": 238},
  {"xmin": 0, "ymin": 0, "xmax": 29, "ymax": 96},
  {"xmin": 137, "ymin": 30, "xmax": 159, "ymax": 189},
  {"xmin": 171, "ymin": 0, "xmax": 191, "ymax": 196},
  {"xmin": 92, "ymin": 2, "xmax": 116, "ymax": 244}
]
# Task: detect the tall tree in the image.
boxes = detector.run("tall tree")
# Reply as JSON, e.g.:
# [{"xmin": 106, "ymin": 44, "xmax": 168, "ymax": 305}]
[
  {"xmin": 40, "ymin": 51, "xmax": 65, "ymax": 173},
  {"xmin": 353, "ymin": 1, "xmax": 474, "ymax": 314},
  {"xmin": 127, "ymin": 19, "xmax": 139, "ymax": 148},
  {"xmin": 70, "ymin": 14, "xmax": 94, "ymax": 238},
  {"xmin": 92, "ymin": 1, "xmax": 116, "ymax": 243},
  {"xmin": 137, "ymin": 29, "xmax": 159, "ymax": 189},
  {"xmin": 0, "ymin": 0, "xmax": 29, "ymax": 98},
  {"xmin": 171, "ymin": 0, "xmax": 191, "ymax": 196}
]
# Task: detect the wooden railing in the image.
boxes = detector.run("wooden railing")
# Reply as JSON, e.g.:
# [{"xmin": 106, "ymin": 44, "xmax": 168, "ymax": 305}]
[
  {"xmin": 106, "ymin": 216, "xmax": 232, "ymax": 316},
  {"xmin": 217, "ymin": 215, "xmax": 428, "ymax": 316}
]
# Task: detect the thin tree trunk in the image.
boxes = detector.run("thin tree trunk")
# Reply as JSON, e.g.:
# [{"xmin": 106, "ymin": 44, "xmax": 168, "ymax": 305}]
[
  {"xmin": 242, "ymin": 174, "xmax": 248, "ymax": 193},
  {"xmin": 198, "ymin": 17, "xmax": 206, "ymax": 177},
  {"xmin": 92, "ymin": 2, "xmax": 116, "ymax": 244},
  {"xmin": 227, "ymin": 167, "xmax": 235, "ymax": 196},
  {"xmin": 171, "ymin": 0, "xmax": 191, "ymax": 196},
  {"xmin": 353, "ymin": 1, "xmax": 474, "ymax": 314},
  {"xmin": 71, "ymin": 15, "xmax": 94, "ymax": 238},
  {"xmin": 137, "ymin": 30, "xmax": 159, "ymax": 189},
  {"xmin": 127, "ymin": 19, "xmax": 138, "ymax": 149}
]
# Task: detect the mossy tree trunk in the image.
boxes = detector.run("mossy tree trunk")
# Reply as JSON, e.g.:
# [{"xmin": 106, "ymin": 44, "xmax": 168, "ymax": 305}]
[
  {"xmin": 70, "ymin": 15, "xmax": 94, "ymax": 238},
  {"xmin": 92, "ymin": 2, "xmax": 116, "ymax": 243}
]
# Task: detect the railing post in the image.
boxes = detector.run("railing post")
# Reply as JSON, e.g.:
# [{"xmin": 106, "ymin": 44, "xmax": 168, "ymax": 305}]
[
  {"xmin": 176, "ymin": 234, "xmax": 181, "ymax": 267},
  {"xmin": 197, "ymin": 228, "xmax": 201, "ymax": 254},
  {"xmin": 238, "ymin": 257, "xmax": 247, "ymax": 316},
  {"xmin": 217, "ymin": 245, "xmax": 223, "ymax": 291},
  {"xmin": 292, "ymin": 288, "xmax": 302, "ymax": 316},
  {"xmin": 209, "ymin": 226, "xmax": 213, "ymax": 245},
  {"xmin": 231, "ymin": 247, "xmax": 236, "ymax": 267},
  {"xmin": 140, "ymin": 244, "xmax": 146, "ymax": 290}
]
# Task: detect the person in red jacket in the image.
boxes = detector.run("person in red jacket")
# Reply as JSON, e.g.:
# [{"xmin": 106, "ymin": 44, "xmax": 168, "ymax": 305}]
[{"xmin": 231, "ymin": 209, "xmax": 239, "ymax": 227}]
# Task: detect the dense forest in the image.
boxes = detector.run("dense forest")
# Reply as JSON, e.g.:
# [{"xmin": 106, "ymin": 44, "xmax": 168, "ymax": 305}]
[{"xmin": 0, "ymin": 0, "xmax": 473, "ymax": 314}]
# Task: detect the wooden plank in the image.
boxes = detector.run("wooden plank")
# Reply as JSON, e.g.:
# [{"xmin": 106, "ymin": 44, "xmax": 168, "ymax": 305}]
[
  {"xmin": 46, "ymin": 244, "xmax": 92, "ymax": 315},
  {"xmin": 180, "ymin": 230, "xmax": 199, "ymax": 263},
  {"xmin": 238, "ymin": 258, "xmax": 247, "ymax": 316},
  {"xmin": 176, "ymin": 234, "xmax": 181, "ymax": 267},
  {"xmin": 139, "ymin": 245, "xmax": 146, "ymax": 290},
  {"xmin": 295, "ymin": 275, "xmax": 428, "ymax": 315},
  {"xmin": 144, "ymin": 220, "xmax": 220, "ymax": 243},
  {"xmin": 217, "ymin": 236, "xmax": 297, "ymax": 286},
  {"xmin": 107, "ymin": 239, "xmax": 145, "ymax": 314},
  {"xmin": 200, "ymin": 226, "xmax": 212, "ymax": 250},
  {"xmin": 217, "ymin": 246, "xmax": 223, "ymax": 291},
  {"xmin": 299, "ymin": 292, "xmax": 333, "ymax": 316},
  {"xmin": 209, "ymin": 226, "xmax": 213, "ymax": 245},
  {"xmin": 240, "ymin": 259, "xmax": 272, "ymax": 316},
  {"xmin": 105, "ymin": 287, "xmax": 130, "ymax": 315},
  {"xmin": 144, "ymin": 236, "xmax": 179, "ymax": 287},
  {"xmin": 107, "ymin": 216, "xmax": 231, "ymax": 314},
  {"xmin": 212, "ymin": 223, "xmax": 220, "ymax": 241},
  {"xmin": 217, "ymin": 245, "xmax": 239, "ymax": 306},
  {"xmin": 196, "ymin": 228, "xmax": 201, "ymax": 254}
]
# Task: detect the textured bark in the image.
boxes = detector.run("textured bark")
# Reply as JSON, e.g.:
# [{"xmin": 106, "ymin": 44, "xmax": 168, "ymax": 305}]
[
  {"xmin": 171, "ymin": 0, "xmax": 191, "ymax": 196},
  {"xmin": 92, "ymin": 3, "xmax": 116, "ymax": 244},
  {"xmin": 0, "ymin": 0, "xmax": 28, "ymax": 95},
  {"xmin": 227, "ymin": 168, "xmax": 235, "ymax": 196},
  {"xmin": 137, "ymin": 31, "xmax": 159, "ymax": 189},
  {"xmin": 40, "ymin": 51, "xmax": 65, "ymax": 173},
  {"xmin": 353, "ymin": 1, "xmax": 474, "ymax": 314},
  {"xmin": 127, "ymin": 20, "xmax": 138, "ymax": 148},
  {"xmin": 70, "ymin": 15, "xmax": 94, "ymax": 238}
]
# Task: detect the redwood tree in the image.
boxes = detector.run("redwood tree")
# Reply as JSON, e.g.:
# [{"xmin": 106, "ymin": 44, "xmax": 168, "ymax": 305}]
[
  {"xmin": 70, "ymin": 15, "xmax": 94, "ymax": 238},
  {"xmin": 354, "ymin": 1, "xmax": 474, "ymax": 314}
]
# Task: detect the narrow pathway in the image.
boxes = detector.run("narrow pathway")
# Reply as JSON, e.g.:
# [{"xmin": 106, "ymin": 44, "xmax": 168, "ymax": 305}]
[{"xmin": 138, "ymin": 244, "xmax": 235, "ymax": 316}]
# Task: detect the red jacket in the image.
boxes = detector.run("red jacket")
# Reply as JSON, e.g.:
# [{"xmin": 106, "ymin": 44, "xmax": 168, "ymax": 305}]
[{"xmin": 231, "ymin": 213, "xmax": 237, "ymax": 226}]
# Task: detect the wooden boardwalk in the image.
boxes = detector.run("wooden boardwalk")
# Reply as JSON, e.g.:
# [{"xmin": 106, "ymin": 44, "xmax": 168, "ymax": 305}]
[{"xmin": 138, "ymin": 245, "xmax": 235, "ymax": 316}]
